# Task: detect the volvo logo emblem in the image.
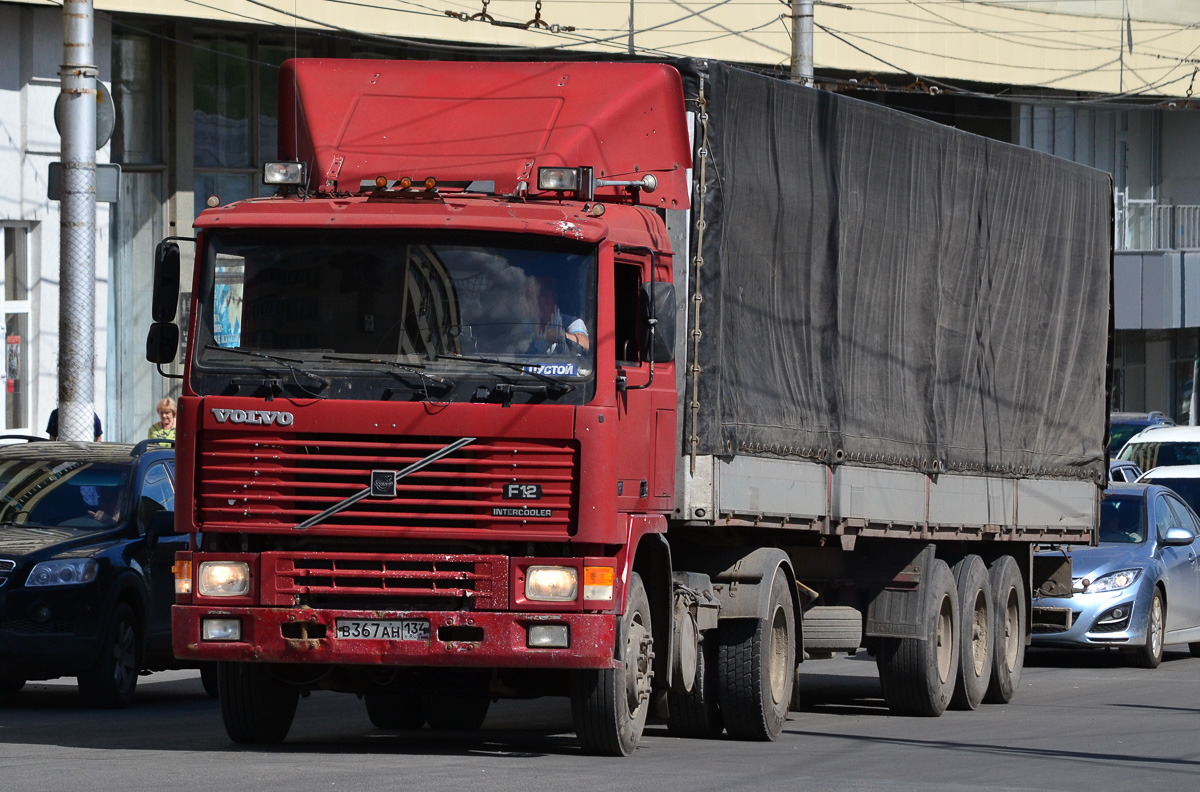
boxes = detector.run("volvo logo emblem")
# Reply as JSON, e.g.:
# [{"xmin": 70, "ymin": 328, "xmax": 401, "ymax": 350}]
[{"xmin": 212, "ymin": 408, "xmax": 294, "ymax": 426}]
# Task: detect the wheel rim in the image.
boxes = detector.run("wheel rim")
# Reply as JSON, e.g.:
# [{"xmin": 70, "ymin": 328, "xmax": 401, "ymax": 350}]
[
  {"xmin": 113, "ymin": 618, "xmax": 137, "ymax": 693},
  {"xmin": 936, "ymin": 594, "xmax": 954, "ymax": 684},
  {"xmin": 1000, "ymin": 589, "xmax": 1020, "ymax": 672},
  {"xmin": 1149, "ymin": 596, "xmax": 1164, "ymax": 658},
  {"xmin": 768, "ymin": 603, "xmax": 790, "ymax": 705},
  {"xmin": 624, "ymin": 611, "xmax": 653, "ymax": 715},
  {"xmin": 969, "ymin": 591, "xmax": 989, "ymax": 675}
]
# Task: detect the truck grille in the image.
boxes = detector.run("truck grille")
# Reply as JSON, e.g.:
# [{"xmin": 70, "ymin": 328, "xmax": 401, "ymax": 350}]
[
  {"xmin": 261, "ymin": 551, "xmax": 509, "ymax": 610},
  {"xmin": 196, "ymin": 433, "xmax": 578, "ymax": 538}
]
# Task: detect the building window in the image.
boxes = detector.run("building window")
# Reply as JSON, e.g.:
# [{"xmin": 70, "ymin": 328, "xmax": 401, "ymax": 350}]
[
  {"xmin": 1113, "ymin": 330, "xmax": 1146, "ymax": 413},
  {"xmin": 1, "ymin": 226, "xmax": 30, "ymax": 432},
  {"xmin": 1171, "ymin": 331, "xmax": 1198, "ymax": 423},
  {"xmin": 193, "ymin": 33, "xmax": 319, "ymax": 218}
]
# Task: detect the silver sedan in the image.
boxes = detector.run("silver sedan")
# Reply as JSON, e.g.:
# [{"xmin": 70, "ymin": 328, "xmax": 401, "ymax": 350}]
[{"xmin": 1031, "ymin": 483, "xmax": 1200, "ymax": 667}]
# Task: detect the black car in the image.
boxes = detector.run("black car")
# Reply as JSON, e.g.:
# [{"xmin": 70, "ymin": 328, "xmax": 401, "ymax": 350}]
[{"xmin": 0, "ymin": 438, "xmax": 205, "ymax": 706}]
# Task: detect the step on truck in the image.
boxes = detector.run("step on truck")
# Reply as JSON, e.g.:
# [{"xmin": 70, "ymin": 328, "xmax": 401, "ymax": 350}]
[{"xmin": 147, "ymin": 58, "xmax": 1112, "ymax": 755}]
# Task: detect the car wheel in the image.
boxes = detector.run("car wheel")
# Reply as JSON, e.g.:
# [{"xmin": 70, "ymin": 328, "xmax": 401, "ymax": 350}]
[
  {"xmin": 1132, "ymin": 589, "xmax": 1165, "ymax": 669},
  {"xmin": 78, "ymin": 603, "xmax": 141, "ymax": 708},
  {"xmin": 366, "ymin": 691, "xmax": 426, "ymax": 730}
]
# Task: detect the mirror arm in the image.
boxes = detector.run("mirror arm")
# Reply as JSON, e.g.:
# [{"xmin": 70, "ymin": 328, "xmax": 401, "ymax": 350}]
[{"xmin": 157, "ymin": 362, "xmax": 183, "ymax": 380}]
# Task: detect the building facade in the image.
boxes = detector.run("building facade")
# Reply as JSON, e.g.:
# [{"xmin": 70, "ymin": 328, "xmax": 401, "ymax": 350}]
[{"xmin": 1, "ymin": 0, "xmax": 1199, "ymax": 439}]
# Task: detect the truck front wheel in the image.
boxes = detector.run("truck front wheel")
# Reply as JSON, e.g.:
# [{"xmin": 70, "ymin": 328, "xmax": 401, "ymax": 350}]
[
  {"xmin": 219, "ymin": 662, "xmax": 300, "ymax": 744},
  {"xmin": 876, "ymin": 558, "xmax": 959, "ymax": 716},
  {"xmin": 571, "ymin": 571, "xmax": 654, "ymax": 756},
  {"xmin": 716, "ymin": 569, "xmax": 796, "ymax": 740}
]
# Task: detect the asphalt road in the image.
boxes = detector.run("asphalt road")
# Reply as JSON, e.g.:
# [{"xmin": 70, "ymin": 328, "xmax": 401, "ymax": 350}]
[{"xmin": 3, "ymin": 645, "xmax": 1199, "ymax": 792}]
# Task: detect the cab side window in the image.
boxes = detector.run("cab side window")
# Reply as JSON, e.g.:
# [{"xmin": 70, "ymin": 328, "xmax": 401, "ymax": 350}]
[
  {"xmin": 614, "ymin": 261, "xmax": 643, "ymax": 366},
  {"xmin": 137, "ymin": 462, "xmax": 176, "ymax": 534}
]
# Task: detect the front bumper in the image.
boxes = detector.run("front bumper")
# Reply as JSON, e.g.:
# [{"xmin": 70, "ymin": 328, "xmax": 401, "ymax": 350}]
[
  {"xmin": 173, "ymin": 605, "xmax": 618, "ymax": 669},
  {"xmin": 0, "ymin": 587, "xmax": 104, "ymax": 678},
  {"xmin": 1031, "ymin": 584, "xmax": 1150, "ymax": 648}
]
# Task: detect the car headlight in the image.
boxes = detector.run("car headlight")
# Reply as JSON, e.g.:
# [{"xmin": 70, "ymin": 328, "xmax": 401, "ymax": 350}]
[
  {"xmin": 1086, "ymin": 569, "xmax": 1142, "ymax": 593},
  {"xmin": 26, "ymin": 558, "xmax": 98, "ymax": 587},
  {"xmin": 525, "ymin": 566, "xmax": 578, "ymax": 602},
  {"xmin": 198, "ymin": 561, "xmax": 251, "ymax": 597}
]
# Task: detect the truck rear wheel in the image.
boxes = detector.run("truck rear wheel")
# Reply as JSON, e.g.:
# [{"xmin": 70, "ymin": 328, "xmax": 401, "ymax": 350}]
[
  {"xmin": 666, "ymin": 633, "xmax": 723, "ymax": 738},
  {"xmin": 949, "ymin": 556, "xmax": 993, "ymax": 711},
  {"xmin": 365, "ymin": 691, "xmax": 426, "ymax": 730},
  {"xmin": 716, "ymin": 569, "xmax": 795, "ymax": 741},
  {"xmin": 984, "ymin": 555, "xmax": 1026, "ymax": 703},
  {"xmin": 876, "ymin": 558, "xmax": 958, "ymax": 717},
  {"xmin": 571, "ymin": 571, "xmax": 653, "ymax": 756},
  {"xmin": 422, "ymin": 692, "xmax": 491, "ymax": 731},
  {"xmin": 218, "ymin": 662, "xmax": 300, "ymax": 744}
]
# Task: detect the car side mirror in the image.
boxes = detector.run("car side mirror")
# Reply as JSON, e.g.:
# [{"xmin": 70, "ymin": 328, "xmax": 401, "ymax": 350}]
[
  {"xmin": 1162, "ymin": 526, "xmax": 1195, "ymax": 546},
  {"xmin": 146, "ymin": 509, "xmax": 176, "ymax": 546}
]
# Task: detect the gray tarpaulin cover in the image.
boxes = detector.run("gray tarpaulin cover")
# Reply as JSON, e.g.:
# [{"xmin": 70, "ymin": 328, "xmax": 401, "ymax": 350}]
[{"xmin": 676, "ymin": 60, "xmax": 1112, "ymax": 483}]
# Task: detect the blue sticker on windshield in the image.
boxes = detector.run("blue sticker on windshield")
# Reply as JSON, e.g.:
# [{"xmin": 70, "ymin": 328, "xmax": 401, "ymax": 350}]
[{"xmin": 525, "ymin": 362, "xmax": 578, "ymax": 377}]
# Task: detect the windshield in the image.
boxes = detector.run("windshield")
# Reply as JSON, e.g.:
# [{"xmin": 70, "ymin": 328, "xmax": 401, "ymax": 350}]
[
  {"xmin": 1098, "ymin": 494, "xmax": 1146, "ymax": 544},
  {"xmin": 0, "ymin": 460, "xmax": 132, "ymax": 529},
  {"xmin": 191, "ymin": 229, "xmax": 597, "ymax": 403},
  {"xmin": 1120, "ymin": 441, "xmax": 1200, "ymax": 470}
]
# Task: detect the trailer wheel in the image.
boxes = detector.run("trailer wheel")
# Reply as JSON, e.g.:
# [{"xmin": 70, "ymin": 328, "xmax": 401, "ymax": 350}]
[
  {"xmin": 422, "ymin": 692, "xmax": 491, "ymax": 731},
  {"xmin": 876, "ymin": 558, "xmax": 958, "ymax": 717},
  {"xmin": 571, "ymin": 571, "xmax": 653, "ymax": 756},
  {"xmin": 218, "ymin": 661, "xmax": 299, "ymax": 744},
  {"xmin": 666, "ymin": 633, "xmax": 723, "ymax": 738},
  {"xmin": 949, "ymin": 556, "xmax": 993, "ymax": 711},
  {"xmin": 717, "ymin": 569, "xmax": 795, "ymax": 740},
  {"xmin": 365, "ymin": 691, "xmax": 426, "ymax": 730},
  {"xmin": 984, "ymin": 555, "xmax": 1026, "ymax": 704}
]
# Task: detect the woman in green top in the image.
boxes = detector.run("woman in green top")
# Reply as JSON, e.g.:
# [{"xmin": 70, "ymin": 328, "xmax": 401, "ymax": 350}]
[{"xmin": 148, "ymin": 397, "xmax": 177, "ymax": 440}]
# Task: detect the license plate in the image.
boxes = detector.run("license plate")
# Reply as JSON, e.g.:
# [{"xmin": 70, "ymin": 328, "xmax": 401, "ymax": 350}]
[{"xmin": 335, "ymin": 618, "xmax": 430, "ymax": 641}]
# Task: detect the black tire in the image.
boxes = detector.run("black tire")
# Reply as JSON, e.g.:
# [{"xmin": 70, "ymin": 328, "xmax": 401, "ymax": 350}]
[
  {"xmin": 984, "ymin": 555, "xmax": 1026, "ymax": 704},
  {"xmin": 571, "ymin": 571, "xmax": 654, "ymax": 756},
  {"xmin": 1132, "ymin": 589, "xmax": 1165, "ymax": 669},
  {"xmin": 802, "ymin": 606, "xmax": 863, "ymax": 656},
  {"xmin": 366, "ymin": 691, "xmax": 427, "ymax": 730},
  {"xmin": 199, "ymin": 663, "xmax": 219, "ymax": 699},
  {"xmin": 949, "ymin": 556, "xmax": 993, "ymax": 711},
  {"xmin": 1189, "ymin": 642, "xmax": 1200, "ymax": 658},
  {"xmin": 876, "ymin": 558, "xmax": 959, "ymax": 717},
  {"xmin": 717, "ymin": 569, "xmax": 796, "ymax": 741},
  {"xmin": 218, "ymin": 661, "xmax": 300, "ymax": 744},
  {"xmin": 422, "ymin": 692, "xmax": 491, "ymax": 731},
  {"xmin": 666, "ymin": 633, "xmax": 723, "ymax": 738},
  {"xmin": 78, "ymin": 603, "xmax": 141, "ymax": 708}
]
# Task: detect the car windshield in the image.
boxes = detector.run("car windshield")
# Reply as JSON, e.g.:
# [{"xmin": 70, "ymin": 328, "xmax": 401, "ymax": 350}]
[
  {"xmin": 1119, "ymin": 441, "xmax": 1200, "ymax": 470},
  {"xmin": 1098, "ymin": 494, "xmax": 1146, "ymax": 544},
  {"xmin": 0, "ymin": 461, "xmax": 132, "ymax": 529},
  {"xmin": 190, "ymin": 228, "xmax": 597, "ymax": 403}
]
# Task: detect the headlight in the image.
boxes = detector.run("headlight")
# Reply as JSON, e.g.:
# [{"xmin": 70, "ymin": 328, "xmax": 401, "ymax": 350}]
[
  {"xmin": 1086, "ymin": 569, "xmax": 1142, "ymax": 593},
  {"xmin": 26, "ymin": 558, "xmax": 98, "ymax": 587},
  {"xmin": 525, "ymin": 566, "xmax": 578, "ymax": 602},
  {"xmin": 198, "ymin": 561, "xmax": 251, "ymax": 597}
]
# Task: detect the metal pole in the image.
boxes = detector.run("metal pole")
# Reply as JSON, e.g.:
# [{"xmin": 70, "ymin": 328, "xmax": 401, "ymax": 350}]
[
  {"xmin": 58, "ymin": 0, "xmax": 97, "ymax": 442},
  {"xmin": 791, "ymin": 0, "xmax": 814, "ymax": 86},
  {"xmin": 1191, "ymin": 356, "xmax": 1198, "ymax": 426}
]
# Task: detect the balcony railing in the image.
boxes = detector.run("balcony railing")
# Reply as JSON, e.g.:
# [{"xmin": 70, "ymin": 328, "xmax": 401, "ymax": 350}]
[{"xmin": 1115, "ymin": 191, "xmax": 1200, "ymax": 250}]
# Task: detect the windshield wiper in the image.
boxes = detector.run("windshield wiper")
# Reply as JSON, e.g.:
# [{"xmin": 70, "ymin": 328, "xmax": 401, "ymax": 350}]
[
  {"xmin": 204, "ymin": 345, "xmax": 330, "ymax": 390},
  {"xmin": 321, "ymin": 355, "xmax": 453, "ymax": 389},
  {"xmin": 436, "ymin": 354, "xmax": 574, "ymax": 395}
]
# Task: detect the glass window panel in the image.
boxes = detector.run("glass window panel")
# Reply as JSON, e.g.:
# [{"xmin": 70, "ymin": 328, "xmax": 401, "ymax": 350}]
[
  {"xmin": 112, "ymin": 33, "xmax": 162, "ymax": 165},
  {"xmin": 194, "ymin": 35, "xmax": 252, "ymax": 168},
  {"xmin": 195, "ymin": 172, "xmax": 254, "ymax": 220},
  {"xmin": 4, "ymin": 227, "xmax": 27, "ymax": 302},
  {"xmin": 5, "ymin": 313, "xmax": 27, "ymax": 431},
  {"xmin": 258, "ymin": 40, "xmax": 319, "ymax": 162}
]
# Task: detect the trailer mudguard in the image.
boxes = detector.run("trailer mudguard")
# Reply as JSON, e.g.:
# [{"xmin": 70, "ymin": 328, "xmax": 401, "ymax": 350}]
[{"xmin": 861, "ymin": 543, "xmax": 936, "ymax": 640}]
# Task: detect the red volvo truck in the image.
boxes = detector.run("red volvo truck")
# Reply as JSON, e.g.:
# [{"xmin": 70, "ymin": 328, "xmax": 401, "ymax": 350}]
[{"xmin": 146, "ymin": 59, "xmax": 1111, "ymax": 755}]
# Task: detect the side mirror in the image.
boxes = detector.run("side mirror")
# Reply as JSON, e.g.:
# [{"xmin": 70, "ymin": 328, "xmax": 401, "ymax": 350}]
[
  {"xmin": 1162, "ymin": 526, "xmax": 1195, "ymax": 546},
  {"xmin": 145, "ymin": 509, "xmax": 175, "ymax": 546},
  {"xmin": 146, "ymin": 322, "xmax": 179, "ymax": 364},
  {"xmin": 152, "ymin": 241, "xmax": 181, "ymax": 322},
  {"xmin": 639, "ymin": 281, "xmax": 676, "ymax": 363}
]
